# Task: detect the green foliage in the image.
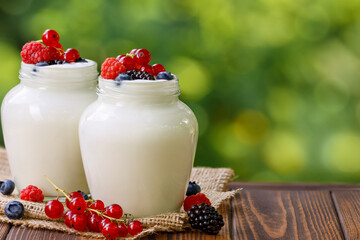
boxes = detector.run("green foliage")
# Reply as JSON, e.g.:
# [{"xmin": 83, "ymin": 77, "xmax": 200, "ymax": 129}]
[{"xmin": 1, "ymin": 0, "xmax": 360, "ymax": 182}]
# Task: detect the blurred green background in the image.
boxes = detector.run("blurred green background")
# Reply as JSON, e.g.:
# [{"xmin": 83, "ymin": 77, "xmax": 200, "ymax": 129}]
[{"xmin": 1, "ymin": 0, "xmax": 360, "ymax": 183}]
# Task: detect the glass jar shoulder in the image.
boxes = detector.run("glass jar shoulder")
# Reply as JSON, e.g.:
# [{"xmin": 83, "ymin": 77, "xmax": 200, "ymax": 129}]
[{"xmin": 80, "ymin": 98, "xmax": 198, "ymax": 130}]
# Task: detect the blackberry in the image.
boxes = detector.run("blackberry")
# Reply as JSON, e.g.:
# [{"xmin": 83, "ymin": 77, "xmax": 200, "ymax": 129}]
[
  {"xmin": 187, "ymin": 203, "xmax": 224, "ymax": 235},
  {"xmin": 186, "ymin": 181, "xmax": 201, "ymax": 196},
  {"xmin": 127, "ymin": 70, "xmax": 155, "ymax": 80}
]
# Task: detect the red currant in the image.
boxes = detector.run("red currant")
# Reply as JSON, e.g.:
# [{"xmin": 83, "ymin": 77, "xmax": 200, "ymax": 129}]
[
  {"xmin": 63, "ymin": 48, "xmax": 80, "ymax": 63},
  {"xmin": 70, "ymin": 197, "xmax": 87, "ymax": 214},
  {"xmin": 64, "ymin": 211, "xmax": 73, "ymax": 228},
  {"xmin": 140, "ymin": 65, "xmax": 154, "ymax": 75},
  {"xmin": 134, "ymin": 49, "xmax": 151, "ymax": 65},
  {"xmin": 117, "ymin": 223, "xmax": 129, "ymax": 237},
  {"xmin": 104, "ymin": 204, "xmax": 123, "ymax": 219},
  {"xmin": 90, "ymin": 200, "xmax": 105, "ymax": 211},
  {"xmin": 45, "ymin": 200, "xmax": 64, "ymax": 219},
  {"xmin": 66, "ymin": 191, "xmax": 84, "ymax": 208},
  {"xmin": 128, "ymin": 220, "xmax": 143, "ymax": 236},
  {"xmin": 129, "ymin": 48, "xmax": 138, "ymax": 55},
  {"xmin": 42, "ymin": 29, "xmax": 60, "ymax": 47},
  {"xmin": 88, "ymin": 213, "xmax": 103, "ymax": 232},
  {"xmin": 53, "ymin": 42, "xmax": 64, "ymax": 53},
  {"xmin": 119, "ymin": 56, "xmax": 136, "ymax": 71},
  {"xmin": 71, "ymin": 213, "xmax": 88, "ymax": 231},
  {"xmin": 102, "ymin": 222, "xmax": 119, "ymax": 239},
  {"xmin": 116, "ymin": 54, "xmax": 126, "ymax": 60},
  {"xmin": 99, "ymin": 218, "xmax": 112, "ymax": 232},
  {"xmin": 152, "ymin": 64, "xmax": 166, "ymax": 76}
]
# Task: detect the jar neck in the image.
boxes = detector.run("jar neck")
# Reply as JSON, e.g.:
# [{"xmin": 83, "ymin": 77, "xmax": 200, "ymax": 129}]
[
  {"xmin": 98, "ymin": 77, "xmax": 180, "ymax": 104},
  {"xmin": 19, "ymin": 60, "xmax": 98, "ymax": 90}
]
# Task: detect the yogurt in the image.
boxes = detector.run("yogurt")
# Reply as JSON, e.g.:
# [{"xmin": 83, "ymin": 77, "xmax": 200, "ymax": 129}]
[
  {"xmin": 79, "ymin": 77, "xmax": 198, "ymax": 217},
  {"xmin": 1, "ymin": 60, "xmax": 98, "ymax": 196}
]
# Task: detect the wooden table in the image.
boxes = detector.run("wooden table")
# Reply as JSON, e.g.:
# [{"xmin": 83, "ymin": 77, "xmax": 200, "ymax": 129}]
[{"xmin": 1, "ymin": 182, "xmax": 360, "ymax": 239}]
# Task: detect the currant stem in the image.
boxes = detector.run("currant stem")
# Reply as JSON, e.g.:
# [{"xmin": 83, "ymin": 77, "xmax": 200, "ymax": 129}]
[
  {"xmin": 44, "ymin": 176, "xmax": 71, "ymax": 201},
  {"xmin": 88, "ymin": 208, "xmax": 125, "ymax": 223}
]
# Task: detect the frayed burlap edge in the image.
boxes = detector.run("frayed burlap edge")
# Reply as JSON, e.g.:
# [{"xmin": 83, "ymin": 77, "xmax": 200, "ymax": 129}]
[{"xmin": 0, "ymin": 147, "xmax": 241, "ymax": 239}]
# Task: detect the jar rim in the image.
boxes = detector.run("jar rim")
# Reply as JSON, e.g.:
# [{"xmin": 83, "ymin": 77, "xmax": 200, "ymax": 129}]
[{"xmin": 19, "ymin": 60, "xmax": 98, "ymax": 84}]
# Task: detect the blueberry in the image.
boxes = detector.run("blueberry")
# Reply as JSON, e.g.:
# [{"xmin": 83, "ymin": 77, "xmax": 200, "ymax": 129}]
[
  {"xmin": 115, "ymin": 73, "xmax": 131, "ymax": 86},
  {"xmin": 0, "ymin": 179, "xmax": 15, "ymax": 195},
  {"xmin": 156, "ymin": 71, "xmax": 173, "ymax": 80},
  {"xmin": 186, "ymin": 181, "xmax": 201, "ymax": 196},
  {"xmin": 35, "ymin": 61, "xmax": 49, "ymax": 66},
  {"xmin": 5, "ymin": 201, "xmax": 24, "ymax": 220},
  {"xmin": 77, "ymin": 190, "xmax": 89, "ymax": 200},
  {"xmin": 75, "ymin": 57, "xmax": 88, "ymax": 63}
]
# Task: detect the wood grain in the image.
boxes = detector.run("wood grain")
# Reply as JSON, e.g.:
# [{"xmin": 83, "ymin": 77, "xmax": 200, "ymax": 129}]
[
  {"xmin": 332, "ymin": 191, "xmax": 360, "ymax": 240},
  {"xmin": 232, "ymin": 190, "xmax": 344, "ymax": 240},
  {"xmin": 229, "ymin": 182, "xmax": 360, "ymax": 191},
  {"xmin": 0, "ymin": 223, "xmax": 11, "ymax": 240}
]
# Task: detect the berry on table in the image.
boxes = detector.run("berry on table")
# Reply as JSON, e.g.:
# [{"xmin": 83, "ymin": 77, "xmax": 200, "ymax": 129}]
[
  {"xmin": 21, "ymin": 41, "xmax": 49, "ymax": 64},
  {"xmin": 101, "ymin": 58, "xmax": 126, "ymax": 80},
  {"xmin": 71, "ymin": 213, "xmax": 88, "ymax": 231},
  {"xmin": 117, "ymin": 223, "xmax": 129, "ymax": 237},
  {"xmin": 0, "ymin": 179, "xmax": 15, "ymax": 195},
  {"xmin": 90, "ymin": 199, "xmax": 105, "ymax": 211},
  {"xmin": 20, "ymin": 185, "xmax": 44, "ymax": 202},
  {"xmin": 70, "ymin": 197, "xmax": 87, "ymax": 214},
  {"xmin": 63, "ymin": 48, "xmax": 80, "ymax": 63},
  {"xmin": 186, "ymin": 181, "xmax": 201, "ymax": 196},
  {"xmin": 64, "ymin": 211, "xmax": 73, "ymax": 228},
  {"xmin": 88, "ymin": 213, "xmax": 103, "ymax": 232},
  {"xmin": 102, "ymin": 222, "xmax": 119, "ymax": 239},
  {"xmin": 157, "ymin": 71, "xmax": 173, "ymax": 80},
  {"xmin": 42, "ymin": 29, "xmax": 60, "ymax": 47},
  {"xmin": 104, "ymin": 204, "xmax": 123, "ymax": 219},
  {"xmin": 128, "ymin": 220, "xmax": 143, "ymax": 236},
  {"xmin": 65, "ymin": 191, "xmax": 84, "ymax": 208},
  {"xmin": 183, "ymin": 193, "xmax": 211, "ymax": 212},
  {"xmin": 152, "ymin": 63, "xmax": 166, "ymax": 76},
  {"xmin": 99, "ymin": 218, "xmax": 112, "ymax": 232},
  {"xmin": 133, "ymin": 48, "xmax": 151, "ymax": 65},
  {"xmin": 5, "ymin": 201, "xmax": 24, "ymax": 220},
  {"xmin": 187, "ymin": 203, "xmax": 224, "ymax": 235},
  {"xmin": 45, "ymin": 199, "xmax": 64, "ymax": 219},
  {"xmin": 140, "ymin": 65, "xmax": 154, "ymax": 76},
  {"xmin": 119, "ymin": 56, "xmax": 136, "ymax": 71}
]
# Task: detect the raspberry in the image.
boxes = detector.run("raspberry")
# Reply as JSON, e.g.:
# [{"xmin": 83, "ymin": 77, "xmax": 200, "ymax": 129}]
[
  {"xmin": 21, "ymin": 41, "xmax": 49, "ymax": 64},
  {"xmin": 101, "ymin": 58, "xmax": 126, "ymax": 79},
  {"xmin": 183, "ymin": 193, "xmax": 211, "ymax": 212},
  {"xmin": 20, "ymin": 185, "xmax": 44, "ymax": 202}
]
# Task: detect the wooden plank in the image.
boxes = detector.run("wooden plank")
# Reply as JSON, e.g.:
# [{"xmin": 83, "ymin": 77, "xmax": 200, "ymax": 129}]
[
  {"xmin": 0, "ymin": 223, "xmax": 11, "ymax": 240},
  {"xmin": 232, "ymin": 190, "xmax": 344, "ymax": 239},
  {"xmin": 332, "ymin": 191, "xmax": 360, "ymax": 240},
  {"xmin": 148, "ymin": 199, "xmax": 233, "ymax": 239},
  {"xmin": 5, "ymin": 226, "xmax": 100, "ymax": 240},
  {"xmin": 229, "ymin": 182, "xmax": 360, "ymax": 191}
]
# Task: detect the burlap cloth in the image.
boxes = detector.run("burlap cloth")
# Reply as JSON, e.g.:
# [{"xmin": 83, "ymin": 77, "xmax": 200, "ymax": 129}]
[{"xmin": 0, "ymin": 147, "xmax": 240, "ymax": 239}]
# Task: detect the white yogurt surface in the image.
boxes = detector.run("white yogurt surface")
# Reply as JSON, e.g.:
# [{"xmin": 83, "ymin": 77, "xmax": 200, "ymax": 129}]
[
  {"xmin": 1, "ymin": 60, "xmax": 98, "ymax": 196},
  {"xmin": 79, "ymin": 78, "xmax": 198, "ymax": 217}
]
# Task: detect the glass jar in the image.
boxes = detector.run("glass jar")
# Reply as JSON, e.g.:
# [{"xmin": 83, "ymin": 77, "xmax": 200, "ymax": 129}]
[
  {"xmin": 79, "ymin": 77, "xmax": 198, "ymax": 217},
  {"xmin": 1, "ymin": 61, "xmax": 98, "ymax": 196}
]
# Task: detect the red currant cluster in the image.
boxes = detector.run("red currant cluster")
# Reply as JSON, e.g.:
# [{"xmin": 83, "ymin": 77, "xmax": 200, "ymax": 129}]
[
  {"xmin": 20, "ymin": 29, "xmax": 84, "ymax": 65},
  {"xmin": 100, "ymin": 48, "xmax": 167, "ymax": 80},
  {"xmin": 44, "ymin": 178, "xmax": 143, "ymax": 239}
]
